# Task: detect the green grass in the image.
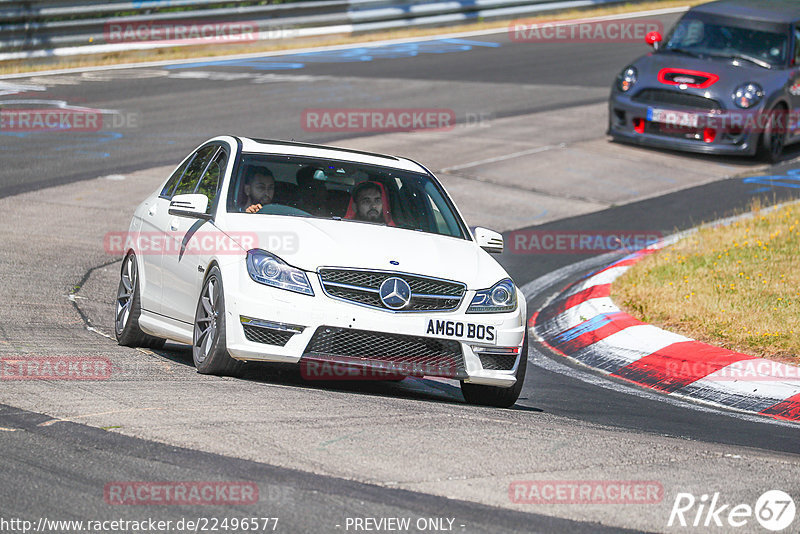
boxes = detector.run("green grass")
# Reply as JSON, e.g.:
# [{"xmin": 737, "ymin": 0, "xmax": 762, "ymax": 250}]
[{"xmin": 612, "ymin": 200, "xmax": 800, "ymax": 362}]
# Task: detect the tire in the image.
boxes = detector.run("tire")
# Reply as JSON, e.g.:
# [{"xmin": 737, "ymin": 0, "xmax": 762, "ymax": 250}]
[
  {"xmin": 115, "ymin": 252, "xmax": 166, "ymax": 349},
  {"xmin": 758, "ymin": 106, "xmax": 787, "ymax": 164},
  {"xmin": 460, "ymin": 332, "xmax": 528, "ymax": 408},
  {"xmin": 192, "ymin": 266, "xmax": 243, "ymax": 377}
]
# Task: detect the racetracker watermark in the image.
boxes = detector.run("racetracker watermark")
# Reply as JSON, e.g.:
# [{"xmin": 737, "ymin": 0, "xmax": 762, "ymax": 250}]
[
  {"xmin": 652, "ymin": 109, "xmax": 800, "ymax": 135},
  {"xmin": 0, "ymin": 357, "xmax": 111, "ymax": 380},
  {"xmin": 104, "ymin": 482, "xmax": 259, "ymax": 505},
  {"xmin": 302, "ymin": 108, "xmax": 456, "ymax": 133},
  {"xmin": 104, "ymin": 231, "xmax": 297, "ymax": 256},
  {"xmin": 0, "ymin": 108, "xmax": 139, "ymax": 132},
  {"xmin": 510, "ymin": 18, "xmax": 663, "ymax": 43},
  {"xmin": 666, "ymin": 360, "xmax": 800, "ymax": 382},
  {"xmin": 0, "ymin": 109, "xmax": 101, "ymax": 132},
  {"xmin": 509, "ymin": 230, "xmax": 663, "ymax": 254},
  {"xmin": 104, "ymin": 20, "xmax": 258, "ymax": 44},
  {"xmin": 510, "ymin": 480, "xmax": 663, "ymax": 504},
  {"xmin": 300, "ymin": 358, "xmax": 457, "ymax": 380}
]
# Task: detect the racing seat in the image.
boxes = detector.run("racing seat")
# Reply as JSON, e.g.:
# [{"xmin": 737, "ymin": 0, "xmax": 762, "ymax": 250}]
[{"xmin": 326, "ymin": 190, "xmax": 351, "ymax": 218}]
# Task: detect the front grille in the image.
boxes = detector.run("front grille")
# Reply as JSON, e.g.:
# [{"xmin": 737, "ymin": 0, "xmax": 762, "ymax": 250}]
[
  {"xmin": 318, "ymin": 268, "xmax": 465, "ymax": 312},
  {"xmin": 478, "ymin": 354, "xmax": 518, "ymax": 371},
  {"xmin": 243, "ymin": 324, "xmax": 294, "ymax": 346},
  {"xmin": 632, "ymin": 89, "xmax": 722, "ymax": 111},
  {"xmin": 643, "ymin": 121, "xmax": 703, "ymax": 140},
  {"xmin": 303, "ymin": 326, "xmax": 466, "ymax": 378}
]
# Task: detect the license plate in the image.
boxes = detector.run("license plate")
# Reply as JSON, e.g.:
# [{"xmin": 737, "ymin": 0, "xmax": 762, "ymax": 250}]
[
  {"xmin": 647, "ymin": 108, "xmax": 699, "ymax": 128},
  {"xmin": 425, "ymin": 319, "xmax": 497, "ymax": 344}
]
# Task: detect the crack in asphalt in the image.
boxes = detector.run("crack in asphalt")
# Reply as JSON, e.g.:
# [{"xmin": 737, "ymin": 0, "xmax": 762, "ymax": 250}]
[{"xmin": 68, "ymin": 257, "xmax": 121, "ymax": 335}]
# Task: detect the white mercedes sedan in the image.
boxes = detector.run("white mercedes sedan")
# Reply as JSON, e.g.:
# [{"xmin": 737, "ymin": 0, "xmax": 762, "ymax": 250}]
[{"xmin": 114, "ymin": 136, "xmax": 527, "ymax": 407}]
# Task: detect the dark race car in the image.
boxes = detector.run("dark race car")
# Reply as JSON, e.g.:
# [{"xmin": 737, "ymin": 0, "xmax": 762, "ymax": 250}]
[{"xmin": 608, "ymin": 0, "xmax": 800, "ymax": 162}]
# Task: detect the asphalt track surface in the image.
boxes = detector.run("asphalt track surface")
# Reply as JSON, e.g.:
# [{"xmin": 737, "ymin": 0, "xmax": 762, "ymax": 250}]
[
  {"xmin": 2, "ymin": 10, "xmax": 800, "ymax": 533},
  {"xmin": 0, "ymin": 16, "xmax": 683, "ymax": 198}
]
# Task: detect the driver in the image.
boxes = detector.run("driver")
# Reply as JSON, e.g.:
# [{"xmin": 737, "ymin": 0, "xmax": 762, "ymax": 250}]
[
  {"xmin": 243, "ymin": 167, "xmax": 275, "ymax": 213},
  {"xmin": 344, "ymin": 181, "xmax": 395, "ymax": 226}
]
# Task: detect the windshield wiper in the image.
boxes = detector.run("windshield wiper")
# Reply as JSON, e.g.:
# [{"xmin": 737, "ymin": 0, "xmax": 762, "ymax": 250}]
[{"xmin": 708, "ymin": 52, "xmax": 771, "ymax": 69}]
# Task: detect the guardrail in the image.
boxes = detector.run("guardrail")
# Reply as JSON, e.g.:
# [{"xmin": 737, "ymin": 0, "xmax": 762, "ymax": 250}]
[{"xmin": 0, "ymin": 0, "xmax": 637, "ymax": 61}]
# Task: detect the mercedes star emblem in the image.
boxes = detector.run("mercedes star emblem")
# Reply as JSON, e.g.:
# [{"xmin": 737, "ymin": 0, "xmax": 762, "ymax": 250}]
[{"xmin": 379, "ymin": 277, "xmax": 411, "ymax": 310}]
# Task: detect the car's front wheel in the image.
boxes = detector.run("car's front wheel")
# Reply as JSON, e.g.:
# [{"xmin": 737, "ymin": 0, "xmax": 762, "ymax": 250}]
[
  {"xmin": 115, "ymin": 252, "xmax": 166, "ymax": 349},
  {"xmin": 460, "ymin": 332, "xmax": 528, "ymax": 408},
  {"xmin": 758, "ymin": 106, "xmax": 787, "ymax": 164},
  {"xmin": 192, "ymin": 266, "xmax": 243, "ymax": 377}
]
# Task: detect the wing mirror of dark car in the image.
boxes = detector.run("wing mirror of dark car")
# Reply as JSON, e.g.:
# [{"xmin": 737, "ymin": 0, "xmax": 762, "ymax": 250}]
[
  {"xmin": 646, "ymin": 31, "xmax": 663, "ymax": 49},
  {"xmin": 472, "ymin": 227, "xmax": 504, "ymax": 254},
  {"xmin": 168, "ymin": 193, "xmax": 211, "ymax": 220}
]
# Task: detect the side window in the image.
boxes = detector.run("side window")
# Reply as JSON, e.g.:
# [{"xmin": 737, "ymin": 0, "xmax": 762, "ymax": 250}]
[
  {"xmin": 194, "ymin": 149, "xmax": 228, "ymax": 214},
  {"xmin": 173, "ymin": 145, "xmax": 217, "ymax": 197},
  {"xmin": 160, "ymin": 155, "xmax": 193, "ymax": 198},
  {"xmin": 794, "ymin": 27, "xmax": 800, "ymax": 64}
]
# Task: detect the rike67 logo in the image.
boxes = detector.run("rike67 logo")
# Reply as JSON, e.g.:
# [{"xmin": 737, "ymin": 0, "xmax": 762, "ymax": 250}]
[{"xmin": 668, "ymin": 490, "xmax": 796, "ymax": 531}]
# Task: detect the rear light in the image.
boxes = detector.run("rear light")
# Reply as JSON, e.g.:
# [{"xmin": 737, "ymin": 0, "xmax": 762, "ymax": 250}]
[
  {"xmin": 633, "ymin": 118, "xmax": 645, "ymax": 134},
  {"xmin": 703, "ymin": 128, "xmax": 716, "ymax": 143}
]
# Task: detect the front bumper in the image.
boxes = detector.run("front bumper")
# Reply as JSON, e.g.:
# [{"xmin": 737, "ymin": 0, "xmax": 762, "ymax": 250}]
[
  {"xmin": 607, "ymin": 93, "xmax": 760, "ymax": 156},
  {"xmin": 223, "ymin": 265, "xmax": 527, "ymax": 388}
]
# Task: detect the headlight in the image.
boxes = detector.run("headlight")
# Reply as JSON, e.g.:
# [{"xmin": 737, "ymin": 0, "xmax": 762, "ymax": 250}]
[
  {"xmin": 732, "ymin": 83, "xmax": 764, "ymax": 109},
  {"xmin": 246, "ymin": 249, "xmax": 313, "ymax": 296},
  {"xmin": 467, "ymin": 278, "xmax": 517, "ymax": 314},
  {"xmin": 617, "ymin": 66, "xmax": 637, "ymax": 92}
]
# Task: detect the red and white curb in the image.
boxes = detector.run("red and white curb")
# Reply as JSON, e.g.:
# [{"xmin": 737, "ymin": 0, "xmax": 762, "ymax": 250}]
[{"xmin": 530, "ymin": 246, "xmax": 800, "ymax": 423}]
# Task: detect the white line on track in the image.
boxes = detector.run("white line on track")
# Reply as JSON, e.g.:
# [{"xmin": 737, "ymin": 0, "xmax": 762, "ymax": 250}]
[
  {"xmin": 0, "ymin": 6, "xmax": 690, "ymax": 80},
  {"xmin": 440, "ymin": 144, "xmax": 565, "ymax": 172}
]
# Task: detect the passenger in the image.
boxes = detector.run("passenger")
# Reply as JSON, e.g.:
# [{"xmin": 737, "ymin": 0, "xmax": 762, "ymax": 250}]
[
  {"xmin": 243, "ymin": 167, "xmax": 275, "ymax": 213},
  {"xmin": 344, "ymin": 181, "xmax": 395, "ymax": 226}
]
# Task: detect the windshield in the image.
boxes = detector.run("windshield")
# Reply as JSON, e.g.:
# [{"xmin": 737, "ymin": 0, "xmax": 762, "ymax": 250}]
[
  {"xmin": 226, "ymin": 154, "xmax": 468, "ymax": 239},
  {"xmin": 662, "ymin": 13, "xmax": 790, "ymax": 68}
]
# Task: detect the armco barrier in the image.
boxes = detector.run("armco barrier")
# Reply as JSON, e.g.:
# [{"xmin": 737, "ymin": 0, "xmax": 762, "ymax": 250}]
[{"xmin": 0, "ymin": 0, "xmax": 647, "ymax": 61}]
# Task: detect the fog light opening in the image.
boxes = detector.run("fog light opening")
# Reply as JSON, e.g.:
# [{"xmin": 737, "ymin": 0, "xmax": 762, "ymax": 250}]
[
  {"xmin": 703, "ymin": 128, "xmax": 716, "ymax": 143},
  {"xmin": 633, "ymin": 118, "xmax": 645, "ymax": 134}
]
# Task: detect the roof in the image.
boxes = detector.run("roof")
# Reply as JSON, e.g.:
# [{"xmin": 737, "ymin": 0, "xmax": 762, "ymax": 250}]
[
  {"xmin": 237, "ymin": 137, "xmax": 427, "ymax": 174},
  {"xmin": 691, "ymin": 0, "xmax": 800, "ymax": 23}
]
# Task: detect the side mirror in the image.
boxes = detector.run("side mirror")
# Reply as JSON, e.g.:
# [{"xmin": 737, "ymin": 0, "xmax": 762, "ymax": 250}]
[
  {"xmin": 473, "ymin": 227, "xmax": 504, "ymax": 254},
  {"xmin": 645, "ymin": 31, "xmax": 662, "ymax": 49},
  {"xmin": 169, "ymin": 194, "xmax": 211, "ymax": 220}
]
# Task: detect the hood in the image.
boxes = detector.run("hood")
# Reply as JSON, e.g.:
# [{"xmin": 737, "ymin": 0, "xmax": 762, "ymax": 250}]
[
  {"xmin": 630, "ymin": 51, "xmax": 788, "ymax": 100},
  {"xmin": 221, "ymin": 214, "xmax": 509, "ymax": 289}
]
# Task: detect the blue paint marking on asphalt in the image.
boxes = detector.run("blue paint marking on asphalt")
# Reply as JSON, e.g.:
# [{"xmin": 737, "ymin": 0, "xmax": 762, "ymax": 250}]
[
  {"xmin": 0, "ymin": 131, "xmax": 31, "ymax": 138},
  {"xmin": 553, "ymin": 313, "xmax": 617, "ymax": 344},
  {"xmin": 52, "ymin": 132, "xmax": 123, "ymax": 157},
  {"xmin": 165, "ymin": 38, "xmax": 501, "ymax": 71},
  {"xmin": 743, "ymin": 168, "xmax": 800, "ymax": 193},
  {"xmin": 132, "ymin": 0, "xmax": 171, "ymax": 7},
  {"xmin": 0, "ymin": 131, "xmax": 123, "ymax": 158}
]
